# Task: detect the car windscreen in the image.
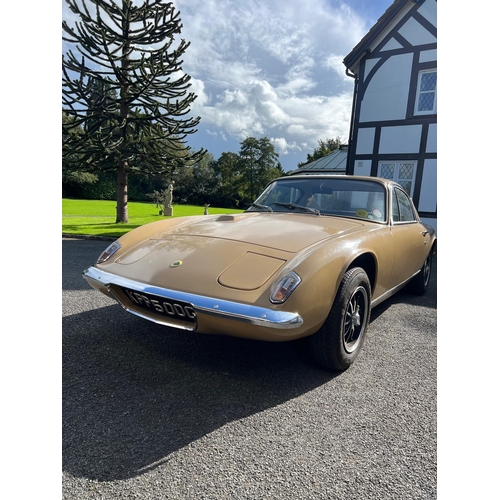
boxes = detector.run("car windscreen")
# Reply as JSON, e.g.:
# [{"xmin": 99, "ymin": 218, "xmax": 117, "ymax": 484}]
[{"xmin": 249, "ymin": 178, "xmax": 387, "ymax": 222}]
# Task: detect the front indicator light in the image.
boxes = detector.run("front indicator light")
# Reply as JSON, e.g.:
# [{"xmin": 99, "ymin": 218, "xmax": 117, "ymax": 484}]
[
  {"xmin": 270, "ymin": 272, "xmax": 301, "ymax": 304},
  {"xmin": 97, "ymin": 241, "xmax": 121, "ymax": 264}
]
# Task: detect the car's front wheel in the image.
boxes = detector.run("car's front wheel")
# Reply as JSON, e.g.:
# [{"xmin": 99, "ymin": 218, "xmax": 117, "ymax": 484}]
[{"xmin": 309, "ymin": 267, "xmax": 371, "ymax": 371}]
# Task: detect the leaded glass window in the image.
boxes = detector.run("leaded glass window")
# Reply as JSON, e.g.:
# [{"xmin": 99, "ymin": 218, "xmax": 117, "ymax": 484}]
[
  {"xmin": 380, "ymin": 163, "xmax": 395, "ymax": 179},
  {"xmin": 415, "ymin": 69, "xmax": 437, "ymax": 115},
  {"xmin": 378, "ymin": 161, "xmax": 417, "ymax": 197}
]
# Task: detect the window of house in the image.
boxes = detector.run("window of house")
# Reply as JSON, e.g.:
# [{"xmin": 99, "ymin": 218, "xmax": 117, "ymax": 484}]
[
  {"xmin": 414, "ymin": 69, "xmax": 437, "ymax": 115},
  {"xmin": 378, "ymin": 161, "xmax": 417, "ymax": 197}
]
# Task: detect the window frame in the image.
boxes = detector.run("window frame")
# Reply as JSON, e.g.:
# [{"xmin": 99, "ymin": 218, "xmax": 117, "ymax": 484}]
[
  {"xmin": 377, "ymin": 160, "xmax": 417, "ymax": 198},
  {"xmin": 391, "ymin": 186, "xmax": 418, "ymax": 225},
  {"xmin": 414, "ymin": 69, "xmax": 437, "ymax": 116}
]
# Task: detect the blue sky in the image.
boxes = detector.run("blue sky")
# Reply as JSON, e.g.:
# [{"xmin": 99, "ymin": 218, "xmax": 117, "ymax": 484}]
[
  {"xmin": 170, "ymin": 0, "xmax": 392, "ymax": 171},
  {"xmin": 62, "ymin": 0, "xmax": 393, "ymax": 171}
]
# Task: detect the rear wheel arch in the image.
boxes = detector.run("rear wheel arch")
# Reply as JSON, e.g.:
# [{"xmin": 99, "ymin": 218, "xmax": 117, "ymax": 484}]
[
  {"xmin": 431, "ymin": 239, "xmax": 437, "ymax": 256},
  {"xmin": 407, "ymin": 242, "xmax": 435, "ymax": 295}
]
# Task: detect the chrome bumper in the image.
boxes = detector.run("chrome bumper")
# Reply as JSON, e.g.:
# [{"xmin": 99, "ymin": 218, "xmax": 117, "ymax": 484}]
[{"xmin": 83, "ymin": 266, "xmax": 303, "ymax": 330}]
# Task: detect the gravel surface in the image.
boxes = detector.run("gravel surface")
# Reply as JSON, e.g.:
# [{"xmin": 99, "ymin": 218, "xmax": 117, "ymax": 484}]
[{"xmin": 63, "ymin": 238, "xmax": 437, "ymax": 499}]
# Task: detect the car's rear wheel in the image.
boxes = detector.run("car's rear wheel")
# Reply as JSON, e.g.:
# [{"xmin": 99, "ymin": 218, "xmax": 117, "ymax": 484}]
[
  {"xmin": 407, "ymin": 250, "xmax": 433, "ymax": 295},
  {"xmin": 309, "ymin": 267, "xmax": 371, "ymax": 371}
]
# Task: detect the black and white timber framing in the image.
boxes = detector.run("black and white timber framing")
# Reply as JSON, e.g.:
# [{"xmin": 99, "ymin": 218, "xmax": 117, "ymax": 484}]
[{"xmin": 343, "ymin": 0, "xmax": 437, "ymax": 231}]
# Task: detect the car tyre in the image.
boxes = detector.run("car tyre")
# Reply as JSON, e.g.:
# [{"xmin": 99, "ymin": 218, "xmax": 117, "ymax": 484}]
[
  {"xmin": 407, "ymin": 250, "xmax": 433, "ymax": 295},
  {"xmin": 310, "ymin": 267, "xmax": 371, "ymax": 371}
]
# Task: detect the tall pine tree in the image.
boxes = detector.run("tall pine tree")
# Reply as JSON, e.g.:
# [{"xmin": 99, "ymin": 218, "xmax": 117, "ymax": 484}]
[
  {"xmin": 239, "ymin": 137, "xmax": 282, "ymax": 203},
  {"xmin": 62, "ymin": 0, "xmax": 205, "ymax": 222}
]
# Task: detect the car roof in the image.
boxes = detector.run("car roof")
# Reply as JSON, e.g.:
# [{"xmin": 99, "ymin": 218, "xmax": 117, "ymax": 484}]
[{"xmin": 278, "ymin": 174, "xmax": 395, "ymax": 187}]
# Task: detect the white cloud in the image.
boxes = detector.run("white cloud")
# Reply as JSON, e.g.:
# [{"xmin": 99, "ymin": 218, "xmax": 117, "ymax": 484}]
[
  {"xmin": 325, "ymin": 54, "xmax": 354, "ymax": 82},
  {"xmin": 172, "ymin": 0, "xmax": 366, "ymax": 156},
  {"xmin": 188, "ymin": 77, "xmax": 209, "ymax": 107},
  {"xmin": 271, "ymin": 137, "xmax": 303, "ymax": 155},
  {"xmin": 63, "ymin": 0, "xmax": 376, "ymax": 169},
  {"xmin": 193, "ymin": 77, "xmax": 353, "ymax": 153}
]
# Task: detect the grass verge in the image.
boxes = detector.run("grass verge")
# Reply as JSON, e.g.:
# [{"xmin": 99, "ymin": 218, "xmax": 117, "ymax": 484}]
[{"xmin": 62, "ymin": 199, "xmax": 244, "ymax": 238}]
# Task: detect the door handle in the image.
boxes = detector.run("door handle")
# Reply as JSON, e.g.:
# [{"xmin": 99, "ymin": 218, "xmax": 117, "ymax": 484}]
[{"xmin": 422, "ymin": 230, "xmax": 429, "ymax": 236}]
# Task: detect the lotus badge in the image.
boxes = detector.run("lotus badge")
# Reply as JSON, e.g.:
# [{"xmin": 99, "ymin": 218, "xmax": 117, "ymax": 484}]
[{"xmin": 170, "ymin": 260, "xmax": 183, "ymax": 268}]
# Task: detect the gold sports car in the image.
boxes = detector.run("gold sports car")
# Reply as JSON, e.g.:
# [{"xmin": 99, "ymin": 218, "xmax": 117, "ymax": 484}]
[{"xmin": 83, "ymin": 175, "xmax": 436, "ymax": 371}]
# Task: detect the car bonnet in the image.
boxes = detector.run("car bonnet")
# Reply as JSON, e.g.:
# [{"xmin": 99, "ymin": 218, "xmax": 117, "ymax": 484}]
[
  {"xmin": 155, "ymin": 212, "xmax": 365, "ymax": 252},
  {"xmin": 102, "ymin": 213, "xmax": 367, "ymax": 295}
]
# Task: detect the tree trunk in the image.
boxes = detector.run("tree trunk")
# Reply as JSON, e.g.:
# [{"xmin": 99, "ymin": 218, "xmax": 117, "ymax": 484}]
[
  {"xmin": 116, "ymin": 4, "xmax": 131, "ymax": 224},
  {"xmin": 116, "ymin": 163, "xmax": 129, "ymax": 223}
]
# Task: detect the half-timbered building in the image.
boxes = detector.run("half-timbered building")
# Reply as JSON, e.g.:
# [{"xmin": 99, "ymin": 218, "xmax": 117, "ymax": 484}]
[{"xmin": 343, "ymin": 0, "xmax": 437, "ymax": 231}]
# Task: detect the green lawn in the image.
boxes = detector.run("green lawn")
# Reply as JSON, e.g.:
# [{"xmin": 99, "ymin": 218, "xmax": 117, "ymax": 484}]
[{"xmin": 62, "ymin": 199, "xmax": 244, "ymax": 238}]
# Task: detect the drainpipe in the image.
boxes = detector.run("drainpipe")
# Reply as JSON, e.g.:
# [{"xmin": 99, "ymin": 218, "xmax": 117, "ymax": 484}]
[
  {"xmin": 344, "ymin": 49, "xmax": 370, "ymax": 176},
  {"xmin": 345, "ymin": 68, "xmax": 358, "ymax": 176}
]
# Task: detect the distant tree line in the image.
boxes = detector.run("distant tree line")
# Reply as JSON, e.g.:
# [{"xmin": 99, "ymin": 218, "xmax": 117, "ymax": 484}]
[
  {"xmin": 63, "ymin": 122, "xmax": 285, "ymax": 209},
  {"xmin": 63, "ymin": 127, "xmax": 344, "ymax": 208}
]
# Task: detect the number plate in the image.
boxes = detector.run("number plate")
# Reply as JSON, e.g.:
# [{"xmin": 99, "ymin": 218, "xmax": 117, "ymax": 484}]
[{"xmin": 121, "ymin": 287, "xmax": 197, "ymax": 325}]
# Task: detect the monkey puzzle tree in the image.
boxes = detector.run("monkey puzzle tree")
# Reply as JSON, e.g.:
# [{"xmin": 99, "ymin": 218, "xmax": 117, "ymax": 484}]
[{"xmin": 62, "ymin": 0, "xmax": 205, "ymax": 222}]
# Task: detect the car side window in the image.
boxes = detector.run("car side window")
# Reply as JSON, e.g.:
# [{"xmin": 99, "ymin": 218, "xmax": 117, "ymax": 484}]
[
  {"xmin": 391, "ymin": 192, "xmax": 400, "ymax": 222},
  {"xmin": 394, "ymin": 188, "xmax": 416, "ymax": 222}
]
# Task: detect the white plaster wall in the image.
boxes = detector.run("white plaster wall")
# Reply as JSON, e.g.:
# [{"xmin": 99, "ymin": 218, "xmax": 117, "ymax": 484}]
[
  {"xmin": 418, "ymin": 159, "xmax": 437, "ymax": 213},
  {"xmin": 364, "ymin": 58, "xmax": 379, "ymax": 80},
  {"xmin": 356, "ymin": 128, "xmax": 376, "ymax": 154},
  {"xmin": 379, "ymin": 125, "xmax": 422, "ymax": 154},
  {"xmin": 417, "ymin": 0, "xmax": 437, "ymax": 28},
  {"xmin": 359, "ymin": 53, "xmax": 413, "ymax": 122},
  {"xmin": 380, "ymin": 38, "xmax": 403, "ymax": 52},
  {"xmin": 398, "ymin": 17, "xmax": 437, "ymax": 46},
  {"xmin": 353, "ymin": 160, "xmax": 372, "ymax": 176},
  {"xmin": 426, "ymin": 124, "xmax": 437, "ymax": 153},
  {"xmin": 419, "ymin": 49, "xmax": 437, "ymax": 63}
]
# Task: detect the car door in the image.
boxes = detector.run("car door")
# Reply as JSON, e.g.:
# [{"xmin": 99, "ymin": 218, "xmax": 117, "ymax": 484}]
[{"xmin": 389, "ymin": 186, "xmax": 431, "ymax": 287}]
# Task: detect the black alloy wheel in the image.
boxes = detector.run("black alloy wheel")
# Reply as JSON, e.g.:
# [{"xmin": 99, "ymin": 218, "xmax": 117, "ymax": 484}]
[
  {"xmin": 310, "ymin": 267, "xmax": 371, "ymax": 371},
  {"xmin": 408, "ymin": 250, "xmax": 433, "ymax": 295}
]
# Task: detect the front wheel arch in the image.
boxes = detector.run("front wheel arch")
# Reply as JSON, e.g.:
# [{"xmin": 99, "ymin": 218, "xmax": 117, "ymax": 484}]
[
  {"xmin": 345, "ymin": 252, "xmax": 377, "ymax": 293},
  {"xmin": 309, "ymin": 267, "xmax": 372, "ymax": 371}
]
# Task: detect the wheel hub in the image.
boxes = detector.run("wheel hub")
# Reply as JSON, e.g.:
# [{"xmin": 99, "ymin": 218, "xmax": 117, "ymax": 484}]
[{"xmin": 351, "ymin": 309, "xmax": 361, "ymax": 327}]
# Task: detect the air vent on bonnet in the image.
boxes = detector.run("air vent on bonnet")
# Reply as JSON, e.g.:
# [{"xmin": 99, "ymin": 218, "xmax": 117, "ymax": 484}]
[{"xmin": 215, "ymin": 214, "xmax": 256, "ymax": 222}]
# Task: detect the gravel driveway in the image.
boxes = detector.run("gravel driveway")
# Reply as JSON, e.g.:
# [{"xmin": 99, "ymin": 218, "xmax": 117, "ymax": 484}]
[{"xmin": 62, "ymin": 238, "xmax": 437, "ymax": 499}]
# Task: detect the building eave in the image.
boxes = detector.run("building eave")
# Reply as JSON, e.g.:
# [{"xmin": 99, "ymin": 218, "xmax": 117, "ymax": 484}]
[{"xmin": 342, "ymin": 0, "xmax": 419, "ymax": 72}]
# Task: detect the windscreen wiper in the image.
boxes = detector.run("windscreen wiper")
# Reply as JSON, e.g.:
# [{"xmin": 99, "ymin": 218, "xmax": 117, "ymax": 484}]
[
  {"xmin": 273, "ymin": 202, "xmax": 320, "ymax": 215},
  {"xmin": 248, "ymin": 202, "xmax": 273, "ymax": 212}
]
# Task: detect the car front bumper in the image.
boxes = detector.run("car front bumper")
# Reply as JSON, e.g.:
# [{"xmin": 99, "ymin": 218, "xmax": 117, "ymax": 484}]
[{"xmin": 83, "ymin": 266, "xmax": 304, "ymax": 334}]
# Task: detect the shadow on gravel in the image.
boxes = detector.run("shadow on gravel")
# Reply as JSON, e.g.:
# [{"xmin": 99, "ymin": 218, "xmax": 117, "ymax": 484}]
[
  {"xmin": 62, "ymin": 239, "xmax": 110, "ymax": 292},
  {"xmin": 62, "ymin": 307, "xmax": 336, "ymax": 481},
  {"xmin": 370, "ymin": 257, "xmax": 437, "ymax": 321},
  {"xmin": 62, "ymin": 240, "xmax": 437, "ymax": 482}
]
